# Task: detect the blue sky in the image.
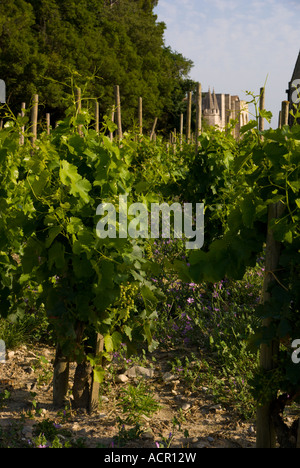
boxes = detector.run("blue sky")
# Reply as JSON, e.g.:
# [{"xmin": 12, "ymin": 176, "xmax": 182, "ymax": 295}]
[{"xmin": 154, "ymin": 0, "xmax": 300, "ymax": 128}]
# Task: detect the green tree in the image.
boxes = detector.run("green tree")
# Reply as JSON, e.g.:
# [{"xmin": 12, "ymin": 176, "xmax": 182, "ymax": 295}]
[
  {"xmin": 0, "ymin": 0, "xmax": 193, "ymax": 135},
  {"xmin": 0, "ymin": 0, "xmax": 41, "ymax": 104}
]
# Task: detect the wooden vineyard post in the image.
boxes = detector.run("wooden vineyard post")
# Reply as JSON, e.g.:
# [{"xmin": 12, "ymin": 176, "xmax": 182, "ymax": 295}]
[
  {"xmin": 110, "ymin": 107, "xmax": 115, "ymax": 142},
  {"xmin": 186, "ymin": 91, "xmax": 192, "ymax": 143},
  {"xmin": 280, "ymin": 101, "xmax": 290, "ymax": 127},
  {"xmin": 150, "ymin": 117, "xmax": 157, "ymax": 141},
  {"xmin": 180, "ymin": 113, "xmax": 183, "ymax": 150},
  {"xmin": 18, "ymin": 112, "xmax": 22, "ymax": 144},
  {"xmin": 75, "ymin": 87, "xmax": 83, "ymax": 136},
  {"xmin": 75, "ymin": 87, "xmax": 82, "ymax": 135},
  {"xmin": 172, "ymin": 128, "xmax": 176, "ymax": 154},
  {"xmin": 20, "ymin": 102, "xmax": 26, "ymax": 145},
  {"xmin": 256, "ymin": 103, "xmax": 288, "ymax": 447},
  {"xmin": 46, "ymin": 113, "xmax": 51, "ymax": 135},
  {"xmin": 75, "ymin": 87, "xmax": 81, "ymax": 113},
  {"xmin": 138, "ymin": 97, "xmax": 143, "ymax": 136},
  {"xmin": 278, "ymin": 111, "xmax": 282, "ymax": 129},
  {"xmin": 259, "ymin": 87, "xmax": 265, "ymax": 133},
  {"xmin": 95, "ymin": 101, "xmax": 99, "ymax": 134},
  {"xmin": 256, "ymin": 201, "xmax": 285, "ymax": 447},
  {"xmin": 89, "ymin": 333, "xmax": 104, "ymax": 413},
  {"xmin": 195, "ymin": 82, "xmax": 202, "ymax": 152},
  {"xmin": 114, "ymin": 85, "xmax": 123, "ymax": 140},
  {"xmin": 256, "ymin": 100, "xmax": 291, "ymax": 447},
  {"xmin": 31, "ymin": 94, "xmax": 38, "ymax": 146}
]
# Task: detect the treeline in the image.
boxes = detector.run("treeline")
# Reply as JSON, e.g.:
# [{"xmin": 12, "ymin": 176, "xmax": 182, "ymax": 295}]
[{"xmin": 0, "ymin": 0, "xmax": 195, "ymax": 134}]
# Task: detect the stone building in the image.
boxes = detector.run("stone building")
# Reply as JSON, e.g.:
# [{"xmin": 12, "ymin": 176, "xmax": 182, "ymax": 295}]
[
  {"xmin": 286, "ymin": 50, "xmax": 300, "ymax": 125},
  {"xmin": 202, "ymin": 87, "xmax": 249, "ymax": 138}
]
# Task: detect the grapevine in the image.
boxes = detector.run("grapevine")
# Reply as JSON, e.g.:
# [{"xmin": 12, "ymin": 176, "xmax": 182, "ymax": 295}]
[{"xmin": 0, "ymin": 96, "xmax": 299, "ymax": 445}]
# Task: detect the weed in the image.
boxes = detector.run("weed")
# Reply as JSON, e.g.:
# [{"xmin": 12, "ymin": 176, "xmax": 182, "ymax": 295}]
[
  {"xmin": 0, "ymin": 389, "xmax": 11, "ymax": 409},
  {"xmin": 117, "ymin": 380, "xmax": 161, "ymax": 425},
  {"xmin": 156, "ymin": 416, "xmax": 190, "ymax": 448},
  {"xmin": 113, "ymin": 422, "xmax": 144, "ymax": 447}
]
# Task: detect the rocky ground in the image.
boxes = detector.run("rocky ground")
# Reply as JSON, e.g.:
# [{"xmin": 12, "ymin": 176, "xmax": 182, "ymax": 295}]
[{"xmin": 0, "ymin": 344, "xmax": 257, "ymax": 449}]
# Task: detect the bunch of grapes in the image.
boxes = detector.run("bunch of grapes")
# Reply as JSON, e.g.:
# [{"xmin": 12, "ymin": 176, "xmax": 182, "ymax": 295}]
[{"xmin": 118, "ymin": 282, "xmax": 139, "ymax": 321}]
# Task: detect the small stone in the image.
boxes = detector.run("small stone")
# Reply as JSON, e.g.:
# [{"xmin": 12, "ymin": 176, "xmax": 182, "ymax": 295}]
[
  {"xmin": 196, "ymin": 440, "xmax": 208, "ymax": 448},
  {"xmin": 125, "ymin": 366, "xmax": 154, "ymax": 379},
  {"xmin": 209, "ymin": 404, "xmax": 222, "ymax": 412},
  {"xmin": 7, "ymin": 351, "xmax": 15, "ymax": 360},
  {"xmin": 22, "ymin": 427, "xmax": 33, "ymax": 438},
  {"xmin": 99, "ymin": 396, "xmax": 109, "ymax": 403},
  {"xmin": 140, "ymin": 414, "xmax": 151, "ymax": 422},
  {"xmin": 22, "ymin": 421, "xmax": 35, "ymax": 438},
  {"xmin": 142, "ymin": 428, "xmax": 154, "ymax": 440},
  {"xmin": 248, "ymin": 425, "xmax": 255, "ymax": 435},
  {"xmin": 115, "ymin": 374, "xmax": 129, "ymax": 383},
  {"xmin": 40, "ymin": 408, "xmax": 48, "ymax": 418},
  {"xmin": 207, "ymin": 436, "xmax": 214, "ymax": 443},
  {"xmin": 162, "ymin": 372, "xmax": 176, "ymax": 382},
  {"xmin": 181, "ymin": 402, "xmax": 191, "ymax": 411},
  {"xmin": 26, "ymin": 382, "xmax": 37, "ymax": 391},
  {"xmin": 72, "ymin": 422, "xmax": 81, "ymax": 431}
]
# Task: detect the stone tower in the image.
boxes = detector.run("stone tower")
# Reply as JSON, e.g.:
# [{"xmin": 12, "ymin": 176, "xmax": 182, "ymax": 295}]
[
  {"xmin": 202, "ymin": 88, "xmax": 248, "ymax": 137},
  {"xmin": 203, "ymin": 88, "xmax": 222, "ymax": 128}
]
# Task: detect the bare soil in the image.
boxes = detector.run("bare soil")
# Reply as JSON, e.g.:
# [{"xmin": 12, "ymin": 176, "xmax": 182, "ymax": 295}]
[{"xmin": 0, "ymin": 344, "xmax": 257, "ymax": 448}]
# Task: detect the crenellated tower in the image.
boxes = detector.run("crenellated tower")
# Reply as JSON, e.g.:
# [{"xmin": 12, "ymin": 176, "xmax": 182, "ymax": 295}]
[
  {"xmin": 203, "ymin": 87, "xmax": 222, "ymax": 128},
  {"xmin": 202, "ymin": 87, "xmax": 248, "ymax": 137}
]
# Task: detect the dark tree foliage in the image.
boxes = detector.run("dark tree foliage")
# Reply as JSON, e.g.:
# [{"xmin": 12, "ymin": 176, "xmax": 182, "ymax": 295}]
[{"xmin": 0, "ymin": 0, "xmax": 194, "ymax": 134}]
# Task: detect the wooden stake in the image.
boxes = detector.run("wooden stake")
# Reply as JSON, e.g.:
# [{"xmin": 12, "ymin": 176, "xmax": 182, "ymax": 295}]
[
  {"xmin": 138, "ymin": 97, "xmax": 143, "ymax": 135},
  {"xmin": 172, "ymin": 128, "xmax": 177, "ymax": 154},
  {"xmin": 46, "ymin": 113, "xmax": 51, "ymax": 135},
  {"xmin": 256, "ymin": 105, "xmax": 288, "ymax": 447},
  {"xmin": 75, "ymin": 87, "xmax": 81, "ymax": 113},
  {"xmin": 186, "ymin": 91, "xmax": 192, "ymax": 143},
  {"xmin": 150, "ymin": 117, "xmax": 157, "ymax": 141},
  {"xmin": 75, "ymin": 88, "xmax": 83, "ymax": 136},
  {"xmin": 278, "ymin": 110, "xmax": 282, "ymax": 129},
  {"xmin": 95, "ymin": 101, "xmax": 99, "ymax": 134},
  {"xmin": 256, "ymin": 201, "xmax": 285, "ymax": 448},
  {"xmin": 89, "ymin": 333, "xmax": 104, "ymax": 413},
  {"xmin": 195, "ymin": 83, "xmax": 202, "ymax": 151},
  {"xmin": 31, "ymin": 94, "xmax": 38, "ymax": 145},
  {"xmin": 114, "ymin": 85, "xmax": 123, "ymax": 140},
  {"xmin": 280, "ymin": 101, "xmax": 290, "ymax": 127},
  {"xmin": 19, "ymin": 102, "xmax": 26, "ymax": 145},
  {"xmin": 259, "ymin": 87, "xmax": 265, "ymax": 132},
  {"xmin": 180, "ymin": 113, "xmax": 183, "ymax": 150},
  {"xmin": 110, "ymin": 108, "xmax": 115, "ymax": 142}
]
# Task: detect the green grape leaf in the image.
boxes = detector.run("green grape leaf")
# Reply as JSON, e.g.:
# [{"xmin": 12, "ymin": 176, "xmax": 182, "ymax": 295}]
[{"xmin": 59, "ymin": 160, "xmax": 91, "ymax": 203}]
